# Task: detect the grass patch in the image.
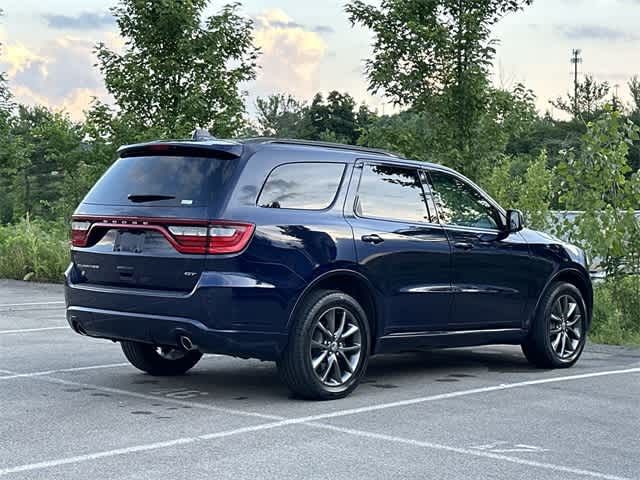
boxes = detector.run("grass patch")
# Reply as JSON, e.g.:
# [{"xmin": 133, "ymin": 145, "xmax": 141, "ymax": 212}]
[
  {"xmin": 590, "ymin": 276, "xmax": 640, "ymax": 346},
  {"xmin": 0, "ymin": 217, "xmax": 69, "ymax": 283}
]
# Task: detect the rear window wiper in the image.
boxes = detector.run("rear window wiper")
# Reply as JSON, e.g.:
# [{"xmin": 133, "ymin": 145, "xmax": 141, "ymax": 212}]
[{"xmin": 127, "ymin": 194, "xmax": 176, "ymax": 203}]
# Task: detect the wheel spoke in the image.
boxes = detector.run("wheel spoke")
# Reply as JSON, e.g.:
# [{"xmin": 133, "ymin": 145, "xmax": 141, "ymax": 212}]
[
  {"xmin": 567, "ymin": 326, "xmax": 581, "ymax": 340},
  {"xmin": 550, "ymin": 326, "xmax": 562, "ymax": 334},
  {"xmin": 332, "ymin": 354, "xmax": 343, "ymax": 383},
  {"xmin": 567, "ymin": 314, "xmax": 582, "ymax": 327},
  {"xmin": 340, "ymin": 344, "xmax": 361, "ymax": 353},
  {"xmin": 311, "ymin": 339, "xmax": 326, "ymax": 350},
  {"xmin": 338, "ymin": 351, "xmax": 354, "ymax": 373},
  {"xmin": 550, "ymin": 313, "xmax": 562, "ymax": 323},
  {"xmin": 325, "ymin": 309, "xmax": 336, "ymax": 334},
  {"xmin": 560, "ymin": 332, "xmax": 567, "ymax": 357},
  {"xmin": 312, "ymin": 350, "xmax": 329, "ymax": 370},
  {"xmin": 321, "ymin": 354, "xmax": 335, "ymax": 381},
  {"xmin": 341, "ymin": 324, "xmax": 359, "ymax": 339},
  {"xmin": 565, "ymin": 301, "xmax": 577, "ymax": 319},
  {"xmin": 316, "ymin": 321, "xmax": 332, "ymax": 338},
  {"xmin": 551, "ymin": 332, "xmax": 562, "ymax": 351},
  {"xmin": 335, "ymin": 310, "xmax": 346, "ymax": 339}
]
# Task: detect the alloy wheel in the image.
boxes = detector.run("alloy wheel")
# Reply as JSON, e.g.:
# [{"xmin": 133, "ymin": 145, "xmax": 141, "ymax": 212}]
[
  {"xmin": 549, "ymin": 294, "xmax": 583, "ymax": 360},
  {"xmin": 309, "ymin": 307, "xmax": 362, "ymax": 387}
]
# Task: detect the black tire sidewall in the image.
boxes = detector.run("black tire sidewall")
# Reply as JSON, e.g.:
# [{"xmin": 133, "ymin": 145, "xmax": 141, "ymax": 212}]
[
  {"xmin": 538, "ymin": 283, "xmax": 587, "ymax": 367},
  {"xmin": 121, "ymin": 341, "xmax": 203, "ymax": 376},
  {"xmin": 287, "ymin": 290, "xmax": 371, "ymax": 399}
]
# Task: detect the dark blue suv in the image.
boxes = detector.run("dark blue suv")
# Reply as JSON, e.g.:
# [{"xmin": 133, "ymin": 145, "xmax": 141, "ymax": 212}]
[{"xmin": 65, "ymin": 137, "xmax": 592, "ymax": 399}]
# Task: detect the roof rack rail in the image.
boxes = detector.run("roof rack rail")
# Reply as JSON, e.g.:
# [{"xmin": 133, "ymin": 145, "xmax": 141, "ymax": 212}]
[{"xmin": 244, "ymin": 138, "xmax": 401, "ymax": 158}]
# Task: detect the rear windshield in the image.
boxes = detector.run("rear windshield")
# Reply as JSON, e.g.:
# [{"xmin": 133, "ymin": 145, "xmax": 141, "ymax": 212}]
[{"xmin": 83, "ymin": 156, "xmax": 237, "ymax": 206}]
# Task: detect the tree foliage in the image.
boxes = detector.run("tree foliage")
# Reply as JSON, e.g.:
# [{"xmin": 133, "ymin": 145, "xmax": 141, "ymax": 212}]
[
  {"xmin": 346, "ymin": 0, "xmax": 532, "ymax": 177},
  {"xmin": 551, "ymin": 74, "xmax": 611, "ymax": 120},
  {"xmin": 556, "ymin": 109, "xmax": 640, "ymax": 277},
  {"xmin": 96, "ymin": 0, "xmax": 259, "ymax": 138}
]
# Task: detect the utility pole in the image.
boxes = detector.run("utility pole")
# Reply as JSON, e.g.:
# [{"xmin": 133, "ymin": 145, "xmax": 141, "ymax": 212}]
[{"xmin": 570, "ymin": 49, "xmax": 582, "ymax": 117}]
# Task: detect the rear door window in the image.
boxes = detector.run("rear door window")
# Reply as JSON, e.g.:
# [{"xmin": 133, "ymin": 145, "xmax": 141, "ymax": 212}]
[
  {"xmin": 258, "ymin": 162, "xmax": 346, "ymax": 210},
  {"xmin": 83, "ymin": 156, "xmax": 237, "ymax": 206},
  {"xmin": 355, "ymin": 164, "xmax": 431, "ymax": 223}
]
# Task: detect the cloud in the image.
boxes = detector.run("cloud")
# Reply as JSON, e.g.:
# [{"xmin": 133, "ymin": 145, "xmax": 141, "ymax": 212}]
[
  {"xmin": 555, "ymin": 25, "xmax": 638, "ymax": 42},
  {"xmin": 252, "ymin": 9, "xmax": 329, "ymax": 98},
  {"xmin": 312, "ymin": 25, "xmax": 335, "ymax": 34},
  {"xmin": 0, "ymin": 35, "xmax": 110, "ymax": 120},
  {"xmin": 42, "ymin": 12, "xmax": 115, "ymax": 30}
]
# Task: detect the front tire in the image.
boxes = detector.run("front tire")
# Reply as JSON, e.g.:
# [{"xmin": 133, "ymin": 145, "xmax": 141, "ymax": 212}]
[
  {"xmin": 522, "ymin": 282, "xmax": 587, "ymax": 368},
  {"xmin": 121, "ymin": 341, "xmax": 203, "ymax": 376},
  {"xmin": 278, "ymin": 290, "xmax": 371, "ymax": 400}
]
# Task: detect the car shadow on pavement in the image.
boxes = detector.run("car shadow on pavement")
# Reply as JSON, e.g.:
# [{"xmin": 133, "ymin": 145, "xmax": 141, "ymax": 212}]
[{"xmin": 113, "ymin": 347, "xmax": 538, "ymax": 402}]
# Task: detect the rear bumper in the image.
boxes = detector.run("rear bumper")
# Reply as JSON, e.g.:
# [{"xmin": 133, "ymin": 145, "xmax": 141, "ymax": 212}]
[
  {"xmin": 64, "ymin": 265, "xmax": 293, "ymax": 360},
  {"xmin": 66, "ymin": 306, "xmax": 285, "ymax": 360}
]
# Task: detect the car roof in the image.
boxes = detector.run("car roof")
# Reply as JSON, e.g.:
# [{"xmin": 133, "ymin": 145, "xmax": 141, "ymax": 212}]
[
  {"xmin": 117, "ymin": 137, "xmax": 451, "ymax": 173},
  {"xmin": 240, "ymin": 138, "xmax": 448, "ymax": 172}
]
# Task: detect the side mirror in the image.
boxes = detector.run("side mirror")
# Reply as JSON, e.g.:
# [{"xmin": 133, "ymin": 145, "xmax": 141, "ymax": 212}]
[{"xmin": 506, "ymin": 209, "xmax": 525, "ymax": 233}]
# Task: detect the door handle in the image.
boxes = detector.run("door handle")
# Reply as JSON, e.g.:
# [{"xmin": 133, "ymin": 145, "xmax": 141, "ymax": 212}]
[
  {"xmin": 361, "ymin": 234, "xmax": 384, "ymax": 245},
  {"xmin": 453, "ymin": 241, "xmax": 473, "ymax": 250}
]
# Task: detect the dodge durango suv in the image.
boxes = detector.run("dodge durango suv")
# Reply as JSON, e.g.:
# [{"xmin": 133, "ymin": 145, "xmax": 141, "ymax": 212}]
[{"xmin": 65, "ymin": 137, "xmax": 592, "ymax": 400}]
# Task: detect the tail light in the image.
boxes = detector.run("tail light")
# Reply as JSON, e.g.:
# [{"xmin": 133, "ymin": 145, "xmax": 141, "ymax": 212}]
[
  {"xmin": 71, "ymin": 221, "xmax": 91, "ymax": 247},
  {"xmin": 70, "ymin": 216, "xmax": 254, "ymax": 255},
  {"xmin": 168, "ymin": 223, "xmax": 255, "ymax": 254}
]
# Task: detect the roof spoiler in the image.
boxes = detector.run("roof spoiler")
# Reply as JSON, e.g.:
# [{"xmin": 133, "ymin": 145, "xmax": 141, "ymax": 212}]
[{"xmin": 117, "ymin": 139, "xmax": 243, "ymax": 160}]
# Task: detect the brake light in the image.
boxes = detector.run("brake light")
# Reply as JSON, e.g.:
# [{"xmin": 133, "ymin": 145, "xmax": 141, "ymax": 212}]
[
  {"xmin": 71, "ymin": 221, "xmax": 91, "ymax": 247},
  {"xmin": 69, "ymin": 216, "xmax": 254, "ymax": 254},
  {"xmin": 168, "ymin": 222, "xmax": 254, "ymax": 254}
]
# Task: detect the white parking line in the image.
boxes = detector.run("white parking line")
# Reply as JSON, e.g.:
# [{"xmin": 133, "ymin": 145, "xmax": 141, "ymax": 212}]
[
  {"xmin": 0, "ymin": 326, "xmax": 68, "ymax": 334},
  {"xmin": 0, "ymin": 421, "xmax": 291, "ymax": 477},
  {"xmin": 0, "ymin": 301, "xmax": 64, "ymax": 307},
  {"xmin": 0, "ymin": 363, "xmax": 130, "ymax": 380},
  {"xmin": 309, "ymin": 423, "xmax": 631, "ymax": 480},
  {"xmin": 0, "ymin": 366, "xmax": 637, "ymax": 477}
]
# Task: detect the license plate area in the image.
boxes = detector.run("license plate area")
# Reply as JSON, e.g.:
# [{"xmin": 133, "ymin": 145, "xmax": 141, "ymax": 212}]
[{"xmin": 114, "ymin": 231, "xmax": 146, "ymax": 253}]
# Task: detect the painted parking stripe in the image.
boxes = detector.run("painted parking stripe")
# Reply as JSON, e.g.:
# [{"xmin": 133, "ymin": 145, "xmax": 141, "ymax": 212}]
[
  {"xmin": 0, "ymin": 301, "xmax": 64, "ymax": 308},
  {"xmin": 0, "ymin": 326, "xmax": 68, "ymax": 334},
  {"xmin": 0, "ymin": 366, "xmax": 637, "ymax": 477},
  {"xmin": 309, "ymin": 423, "xmax": 631, "ymax": 480},
  {"xmin": 0, "ymin": 363, "xmax": 130, "ymax": 380},
  {"xmin": 2, "ymin": 367, "xmax": 638, "ymax": 478},
  {"xmin": 0, "ymin": 301, "xmax": 64, "ymax": 307}
]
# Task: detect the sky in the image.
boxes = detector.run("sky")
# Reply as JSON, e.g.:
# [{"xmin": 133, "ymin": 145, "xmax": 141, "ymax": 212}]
[{"xmin": 1, "ymin": 0, "xmax": 639, "ymax": 122}]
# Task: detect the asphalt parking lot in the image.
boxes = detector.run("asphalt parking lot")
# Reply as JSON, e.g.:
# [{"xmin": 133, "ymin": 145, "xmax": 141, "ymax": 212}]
[{"xmin": 1, "ymin": 279, "xmax": 639, "ymax": 480}]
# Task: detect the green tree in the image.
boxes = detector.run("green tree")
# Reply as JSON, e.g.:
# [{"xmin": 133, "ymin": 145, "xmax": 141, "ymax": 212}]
[
  {"xmin": 95, "ymin": 0, "xmax": 259, "ymax": 138},
  {"xmin": 557, "ymin": 108, "xmax": 640, "ymax": 277},
  {"xmin": 551, "ymin": 74, "xmax": 610, "ymax": 120},
  {"xmin": 306, "ymin": 91, "xmax": 361, "ymax": 143},
  {"xmin": 255, "ymin": 94, "xmax": 306, "ymax": 137},
  {"xmin": 346, "ymin": 0, "xmax": 532, "ymax": 177},
  {"xmin": 0, "ymin": 106, "xmax": 84, "ymax": 221}
]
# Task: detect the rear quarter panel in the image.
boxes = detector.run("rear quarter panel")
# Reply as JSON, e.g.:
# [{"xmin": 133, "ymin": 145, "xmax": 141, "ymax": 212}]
[{"xmin": 211, "ymin": 147, "xmax": 359, "ymax": 333}]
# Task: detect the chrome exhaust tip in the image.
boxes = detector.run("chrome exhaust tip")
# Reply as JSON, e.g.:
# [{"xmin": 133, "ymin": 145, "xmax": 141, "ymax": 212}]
[{"xmin": 178, "ymin": 335, "xmax": 196, "ymax": 351}]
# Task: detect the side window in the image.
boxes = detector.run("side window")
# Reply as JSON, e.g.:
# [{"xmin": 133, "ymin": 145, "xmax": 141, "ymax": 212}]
[
  {"xmin": 428, "ymin": 171, "xmax": 501, "ymax": 230},
  {"xmin": 356, "ymin": 164, "xmax": 430, "ymax": 223},
  {"xmin": 258, "ymin": 162, "xmax": 346, "ymax": 210}
]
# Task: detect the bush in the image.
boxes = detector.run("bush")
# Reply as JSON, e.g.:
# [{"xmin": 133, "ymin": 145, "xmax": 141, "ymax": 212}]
[
  {"xmin": 591, "ymin": 277, "xmax": 640, "ymax": 346},
  {"xmin": 0, "ymin": 217, "xmax": 69, "ymax": 282}
]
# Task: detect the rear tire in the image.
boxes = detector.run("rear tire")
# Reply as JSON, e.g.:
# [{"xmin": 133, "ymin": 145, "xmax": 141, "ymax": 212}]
[
  {"xmin": 278, "ymin": 289, "xmax": 370, "ymax": 400},
  {"xmin": 522, "ymin": 282, "xmax": 587, "ymax": 368},
  {"xmin": 121, "ymin": 341, "xmax": 203, "ymax": 376}
]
